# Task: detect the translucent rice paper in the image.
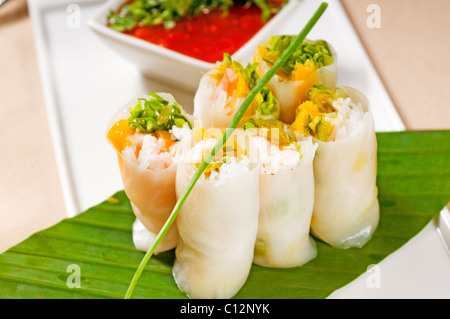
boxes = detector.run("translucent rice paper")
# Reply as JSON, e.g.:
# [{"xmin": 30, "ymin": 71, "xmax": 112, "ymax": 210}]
[
  {"xmin": 193, "ymin": 70, "xmax": 231, "ymax": 128},
  {"xmin": 117, "ymin": 154, "xmax": 179, "ymax": 253},
  {"xmin": 310, "ymin": 87, "xmax": 379, "ymax": 249},
  {"xmin": 172, "ymin": 129, "xmax": 260, "ymax": 299},
  {"xmin": 193, "ymin": 66, "xmax": 280, "ymax": 129},
  {"xmin": 107, "ymin": 93, "xmax": 189, "ymax": 254},
  {"xmin": 254, "ymin": 39, "xmax": 337, "ymax": 124},
  {"xmin": 252, "ymin": 136, "xmax": 318, "ymax": 268}
]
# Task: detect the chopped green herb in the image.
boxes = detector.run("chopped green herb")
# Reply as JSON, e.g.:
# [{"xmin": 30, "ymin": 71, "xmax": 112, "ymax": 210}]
[
  {"xmin": 218, "ymin": 54, "xmax": 279, "ymax": 120},
  {"xmin": 307, "ymin": 84, "xmax": 344, "ymax": 113},
  {"xmin": 203, "ymin": 160, "xmax": 224, "ymax": 176},
  {"xmin": 127, "ymin": 92, "xmax": 192, "ymax": 134},
  {"xmin": 264, "ymin": 36, "xmax": 334, "ymax": 76},
  {"xmin": 253, "ymin": 86, "xmax": 278, "ymax": 118},
  {"xmin": 203, "ymin": 152, "xmax": 248, "ymax": 177},
  {"xmin": 222, "ymin": 53, "xmax": 246, "ymax": 74},
  {"xmin": 108, "ymin": 0, "xmax": 288, "ymax": 32},
  {"xmin": 242, "ymin": 117, "xmax": 295, "ymax": 146},
  {"xmin": 239, "ymin": 57, "xmax": 279, "ymax": 120},
  {"xmin": 308, "ymin": 114, "xmax": 323, "ymax": 133},
  {"xmin": 316, "ymin": 121, "xmax": 330, "ymax": 142}
]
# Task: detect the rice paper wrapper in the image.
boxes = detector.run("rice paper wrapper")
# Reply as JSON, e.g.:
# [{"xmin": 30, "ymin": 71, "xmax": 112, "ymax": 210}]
[
  {"xmin": 253, "ymin": 137, "xmax": 317, "ymax": 267},
  {"xmin": 254, "ymin": 138, "xmax": 317, "ymax": 268},
  {"xmin": 193, "ymin": 71, "xmax": 233, "ymax": 129},
  {"xmin": 310, "ymin": 87, "xmax": 379, "ymax": 249},
  {"xmin": 117, "ymin": 155, "xmax": 179, "ymax": 253},
  {"xmin": 132, "ymin": 218, "xmax": 168, "ymax": 253},
  {"xmin": 192, "ymin": 68, "xmax": 271, "ymax": 129},
  {"xmin": 255, "ymin": 39, "xmax": 337, "ymax": 124},
  {"xmin": 107, "ymin": 92, "xmax": 189, "ymax": 254},
  {"xmin": 173, "ymin": 160, "xmax": 260, "ymax": 299}
]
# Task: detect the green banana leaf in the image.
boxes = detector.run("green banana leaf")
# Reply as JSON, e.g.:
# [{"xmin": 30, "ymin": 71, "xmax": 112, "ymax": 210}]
[{"xmin": 0, "ymin": 131, "xmax": 449, "ymax": 299}]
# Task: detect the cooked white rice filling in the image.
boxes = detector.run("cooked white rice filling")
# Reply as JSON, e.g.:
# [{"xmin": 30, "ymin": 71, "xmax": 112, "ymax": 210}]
[
  {"xmin": 331, "ymin": 97, "xmax": 369, "ymax": 141},
  {"xmin": 122, "ymin": 134, "xmax": 174, "ymax": 170},
  {"xmin": 183, "ymin": 137, "xmax": 251, "ymax": 186},
  {"xmin": 253, "ymin": 135, "xmax": 317, "ymax": 174},
  {"xmin": 209, "ymin": 157, "xmax": 251, "ymax": 186}
]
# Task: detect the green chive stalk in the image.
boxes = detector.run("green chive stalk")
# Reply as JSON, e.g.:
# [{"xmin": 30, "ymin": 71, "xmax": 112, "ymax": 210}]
[{"xmin": 124, "ymin": 2, "xmax": 329, "ymax": 299}]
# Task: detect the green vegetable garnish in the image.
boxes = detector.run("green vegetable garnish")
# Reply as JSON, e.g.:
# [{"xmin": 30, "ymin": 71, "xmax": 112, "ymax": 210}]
[
  {"xmin": 203, "ymin": 154, "xmax": 246, "ymax": 177},
  {"xmin": 108, "ymin": 0, "xmax": 288, "ymax": 32},
  {"xmin": 242, "ymin": 117, "xmax": 295, "ymax": 146},
  {"xmin": 263, "ymin": 36, "xmax": 334, "ymax": 77},
  {"xmin": 307, "ymin": 84, "xmax": 348, "ymax": 113},
  {"xmin": 127, "ymin": 92, "xmax": 191, "ymax": 133},
  {"xmin": 219, "ymin": 53, "xmax": 279, "ymax": 120},
  {"xmin": 307, "ymin": 114, "xmax": 323, "ymax": 133},
  {"xmin": 240, "ymin": 59, "xmax": 279, "ymax": 119},
  {"xmin": 124, "ymin": 2, "xmax": 329, "ymax": 299},
  {"xmin": 253, "ymin": 87, "xmax": 278, "ymax": 118}
]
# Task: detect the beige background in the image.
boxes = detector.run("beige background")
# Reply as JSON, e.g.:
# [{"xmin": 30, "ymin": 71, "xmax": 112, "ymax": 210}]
[{"xmin": 0, "ymin": 0, "xmax": 449, "ymax": 253}]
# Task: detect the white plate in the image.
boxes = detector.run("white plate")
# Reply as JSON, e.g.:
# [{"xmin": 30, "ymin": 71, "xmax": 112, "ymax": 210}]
[{"xmin": 27, "ymin": 0, "xmax": 450, "ymax": 298}]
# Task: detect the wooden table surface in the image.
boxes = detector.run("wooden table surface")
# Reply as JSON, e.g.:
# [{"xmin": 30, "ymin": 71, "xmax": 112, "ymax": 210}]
[{"xmin": 0, "ymin": 0, "xmax": 449, "ymax": 253}]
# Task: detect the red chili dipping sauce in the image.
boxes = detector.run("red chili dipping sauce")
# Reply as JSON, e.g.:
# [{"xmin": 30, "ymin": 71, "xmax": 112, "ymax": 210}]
[{"xmin": 123, "ymin": 4, "xmax": 277, "ymax": 64}]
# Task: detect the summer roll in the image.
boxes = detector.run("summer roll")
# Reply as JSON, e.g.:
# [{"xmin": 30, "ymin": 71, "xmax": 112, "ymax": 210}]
[
  {"xmin": 292, "ymin": 85, "xmax": 379, "ymax": 249},
  {"xmin": 107, "ymin": 92, "xmax": 192, "ymax": 253},
  {"xmin": 243, "ymin": 118, "xmax": 317, "ymax": 268},
  {"xmin": 254, "ymin": 36, "xmax": 336, "ymax": 123},
  {"xmin": 173, "ymin": 127, "xmax": 260, "ymax": 299},
  {"xmin": 193, "ymin": 53, "xmax": 280, "ymax": 129}
]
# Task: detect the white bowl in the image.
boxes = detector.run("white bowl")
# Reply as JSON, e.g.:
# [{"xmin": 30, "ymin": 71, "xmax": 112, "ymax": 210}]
[{"xmin": 88, "ymin": 0, "xmax": 301, "ymax": 93}]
